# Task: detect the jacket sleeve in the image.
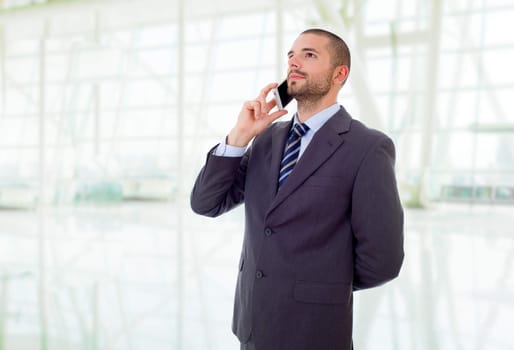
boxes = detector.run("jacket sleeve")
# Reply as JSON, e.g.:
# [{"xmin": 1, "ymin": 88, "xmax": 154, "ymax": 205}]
[
  {"xmin": 351, "ymin": 136, "xmax": 404, "ymax": 290},
  {"xmin": 190, "ymin": 145, "xmax": 249, "ymax": 217}
]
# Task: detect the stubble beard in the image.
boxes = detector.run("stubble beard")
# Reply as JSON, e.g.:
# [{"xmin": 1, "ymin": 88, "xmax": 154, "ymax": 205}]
[{"xmin": 288, "ymin": 72, "xmax": 333, "ymax": 109}]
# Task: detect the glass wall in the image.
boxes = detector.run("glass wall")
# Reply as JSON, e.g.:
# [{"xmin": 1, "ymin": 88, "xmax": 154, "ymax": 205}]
[{"xmin": 1, "ymin": 0, "xmax": 512, "ymax": 209}]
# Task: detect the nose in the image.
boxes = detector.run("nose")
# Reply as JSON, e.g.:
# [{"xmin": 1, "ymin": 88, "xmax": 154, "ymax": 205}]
[{"xmin": 288, "ymin": 55, "xmax": 300, "ymax": 70}]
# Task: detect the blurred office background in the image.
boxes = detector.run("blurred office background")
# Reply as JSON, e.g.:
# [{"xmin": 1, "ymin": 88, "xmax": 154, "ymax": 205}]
[{"xmin": 0, "ymin": 0, "xmax": 512, "ymax": 349}]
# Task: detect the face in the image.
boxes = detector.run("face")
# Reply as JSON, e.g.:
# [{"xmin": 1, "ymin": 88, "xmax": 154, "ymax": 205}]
[{"xmin": 286, "ymin": 33, "xmax": 337, "ymax": 100}]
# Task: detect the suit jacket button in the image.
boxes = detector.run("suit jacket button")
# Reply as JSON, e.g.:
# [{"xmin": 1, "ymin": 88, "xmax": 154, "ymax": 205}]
[
  {"xmin": 256, "ymin": 270, "xmax": 264, "ymax": 279},
  {"xmin": 264, "ymin": 228, "xmax": 272, "ymax": 236}
]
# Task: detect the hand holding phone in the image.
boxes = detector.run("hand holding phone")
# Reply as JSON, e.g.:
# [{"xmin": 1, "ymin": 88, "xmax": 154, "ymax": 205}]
[
  {"xmin": 273, "ymin": 79, "xmax": 293, "ymax": 110},
  {"xmin": 227, "ymin": 82, "xmax": 288, "ymax": 147}
]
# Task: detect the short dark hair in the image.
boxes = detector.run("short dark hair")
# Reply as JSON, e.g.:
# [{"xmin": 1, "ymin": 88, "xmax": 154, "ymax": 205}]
[{"xmin": 301, "ymin": 28, "xmax": 351, "ymax": 71}]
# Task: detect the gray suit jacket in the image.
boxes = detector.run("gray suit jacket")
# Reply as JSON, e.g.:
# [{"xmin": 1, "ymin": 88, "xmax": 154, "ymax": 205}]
[{"xmin": 191, "ymin": 106, "xmax": 404, "ymax": 350}]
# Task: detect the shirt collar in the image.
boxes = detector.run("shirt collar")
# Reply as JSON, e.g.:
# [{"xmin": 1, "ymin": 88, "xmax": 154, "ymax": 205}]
[{"xmin": 293, "ymin": 103, "xmax": 340, "ymax": 133}]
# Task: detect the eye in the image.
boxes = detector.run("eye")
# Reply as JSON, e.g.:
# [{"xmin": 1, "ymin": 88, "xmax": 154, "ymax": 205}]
[{"xmin": 305, "ymin": 52, "xmax": 317, "ymax": 58}]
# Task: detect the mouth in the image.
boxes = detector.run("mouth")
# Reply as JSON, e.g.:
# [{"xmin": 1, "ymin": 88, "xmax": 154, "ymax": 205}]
[{"xmin": 288, "ymin": 72, "xmax": 306, "ymax": 81}]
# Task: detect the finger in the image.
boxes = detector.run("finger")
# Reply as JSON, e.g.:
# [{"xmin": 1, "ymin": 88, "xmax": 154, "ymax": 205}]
[
  {"xmin": 265, "ymin": 109, "xmax": 288, "ymax": 124},
  {"xmin": 257, "ymin": 82, "xmax": 279, "ymax": 99},
  {"xmin": 248, "ymin": 100, "xmax": 262, "ymax": 118},
  {"xmin": 257, "ymin": 82, "xmax": 279, "ymax": 113},
  {"xmin": 266, "ymin": 98, "xmax": 278, "ymax": 111}
]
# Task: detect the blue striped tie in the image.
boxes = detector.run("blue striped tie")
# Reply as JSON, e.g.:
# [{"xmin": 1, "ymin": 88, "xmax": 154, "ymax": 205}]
[{"xmin": 278, "ymin": 123, "xmax": 310, "ymax": 188}]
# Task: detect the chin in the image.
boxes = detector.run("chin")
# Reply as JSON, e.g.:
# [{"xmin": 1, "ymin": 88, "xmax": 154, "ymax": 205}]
[
  {"xmin": 288, "ymin": 83, "xmax": 301, "ymax": 95},
  {"xmin": 289, "ymin": 88, "xmax": 304, "ymax": 98}
]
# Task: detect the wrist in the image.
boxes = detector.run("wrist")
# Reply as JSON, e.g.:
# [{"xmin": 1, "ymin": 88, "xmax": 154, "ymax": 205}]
[{"xmin": 227, "ymin": 129, "xmax": 252, "ymax": 147}]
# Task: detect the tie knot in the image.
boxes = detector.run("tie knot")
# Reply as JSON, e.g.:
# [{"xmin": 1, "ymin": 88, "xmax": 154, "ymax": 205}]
[{"xmin": 291, "ymin": 123, "xmax": 309, "ymax": 138}]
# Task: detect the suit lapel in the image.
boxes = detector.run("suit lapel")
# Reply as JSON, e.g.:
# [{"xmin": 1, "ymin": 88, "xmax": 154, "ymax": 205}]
[
  {"xmin": 267, "ymin": 108, "xmax": 352, "ymax": 215},
  {"xmin": 268, "ymin": 120, "xmax": 293, "ymax": 197}
]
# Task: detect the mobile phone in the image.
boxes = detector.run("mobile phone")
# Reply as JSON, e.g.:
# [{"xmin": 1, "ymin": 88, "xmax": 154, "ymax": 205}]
[{"xmin": 273, "ymin": 79, "xmax": 293, "ymax": 110}]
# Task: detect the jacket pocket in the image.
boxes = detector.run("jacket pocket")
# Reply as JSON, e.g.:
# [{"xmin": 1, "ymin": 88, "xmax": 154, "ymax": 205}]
[{"xmin": 293, "ymin": 280, "xmax": 350, "ymax": 305}]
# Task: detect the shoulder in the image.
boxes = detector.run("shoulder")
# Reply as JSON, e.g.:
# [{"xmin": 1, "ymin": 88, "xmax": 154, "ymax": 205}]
[
  {"xmin": 334, "ymin": 107, "xmax": 391, "ymax": 144},
  {"xmin": 351, "ymin": 119, "xmax": 390, "ymax": 143},
  {"xmin": 334, "ymin": 107, "xmax": 395, "ymax": 157}
]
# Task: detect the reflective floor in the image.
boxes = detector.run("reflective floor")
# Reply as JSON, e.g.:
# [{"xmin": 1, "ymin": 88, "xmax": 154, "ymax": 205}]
[{"xmin": 0, "ymin": 200, "xmax": 513, "ymax": 350}]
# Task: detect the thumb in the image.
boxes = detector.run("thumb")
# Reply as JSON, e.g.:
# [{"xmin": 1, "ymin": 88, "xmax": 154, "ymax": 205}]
[{"xmin": 265, "ymin": 109, "xmax": 289, "ymax": 124}]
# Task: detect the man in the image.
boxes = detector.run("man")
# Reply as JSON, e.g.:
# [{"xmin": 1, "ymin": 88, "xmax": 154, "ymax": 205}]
[{"xmin": 190, "ymin": 28, "xmax": 404, "ymax": 350}]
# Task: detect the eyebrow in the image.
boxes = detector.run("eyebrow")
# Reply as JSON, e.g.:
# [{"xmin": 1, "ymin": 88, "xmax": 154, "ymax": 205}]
[{"xmin": 287, "ymin": 47, "xmax": 321, "ymax": 57}]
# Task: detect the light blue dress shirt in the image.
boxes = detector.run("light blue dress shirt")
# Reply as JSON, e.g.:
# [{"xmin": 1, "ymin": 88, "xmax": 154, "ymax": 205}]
[{"xmin": 214, "ymin": 103, "xmax": 341, "ymax": 158}]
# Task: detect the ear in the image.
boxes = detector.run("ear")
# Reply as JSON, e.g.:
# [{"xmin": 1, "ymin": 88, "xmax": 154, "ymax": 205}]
[{"xmin": 333, "ymin": 65, "xmax": 349, "ymax": 85}]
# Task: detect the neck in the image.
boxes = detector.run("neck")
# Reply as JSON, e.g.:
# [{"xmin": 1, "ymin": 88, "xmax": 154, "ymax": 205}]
[{"xmin": 296, "ymin": 95, "xmax": 337, "ymax": 123}]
